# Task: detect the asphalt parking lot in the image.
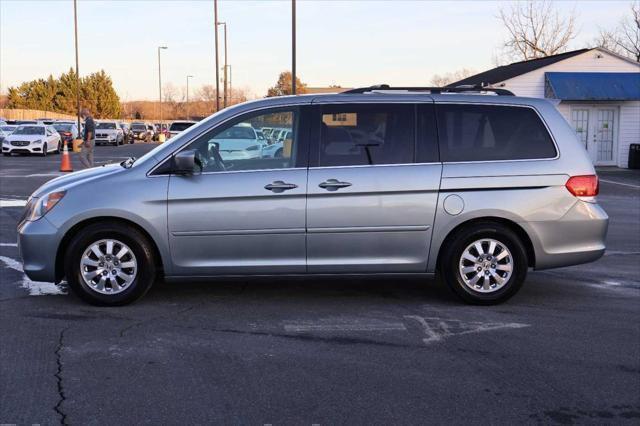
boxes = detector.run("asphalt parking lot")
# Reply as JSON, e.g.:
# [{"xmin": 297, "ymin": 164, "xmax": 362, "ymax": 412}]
[{"xmin": 1, "ymin": 144, "xmax": 639, "ymax": 425}]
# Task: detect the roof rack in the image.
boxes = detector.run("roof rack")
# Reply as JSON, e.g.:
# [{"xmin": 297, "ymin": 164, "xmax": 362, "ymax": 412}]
[{"xmin": 342, "ymin": 84, "xmax": 514, "ymax": 96}]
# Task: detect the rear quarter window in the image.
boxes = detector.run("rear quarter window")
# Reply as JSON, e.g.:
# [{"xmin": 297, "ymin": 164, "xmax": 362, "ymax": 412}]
[{"xmin": 436, "ymin": 104, "xmax": 557, "ymax": 162}]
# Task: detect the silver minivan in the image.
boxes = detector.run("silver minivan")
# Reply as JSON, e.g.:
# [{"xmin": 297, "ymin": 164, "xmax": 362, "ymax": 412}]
[{"xmin": 17, "ymin": 86, "xmax": 608, "ymax": 305}]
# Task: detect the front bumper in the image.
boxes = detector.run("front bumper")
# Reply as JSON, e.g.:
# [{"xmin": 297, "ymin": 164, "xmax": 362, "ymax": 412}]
[
  {"xmin": 528, "ymin": 200, "xmax": 609, "ymax": 270},
  {"xmin": 18, "ymin": 216, "xmax": 61, "ymax": 282},
  {"xmin": 3, "ymin": 145, "xmax": 42, "ymax": 154},
  {"xmin": 95, "ymin": 138, "xmax": 117, "ymax": 145}
]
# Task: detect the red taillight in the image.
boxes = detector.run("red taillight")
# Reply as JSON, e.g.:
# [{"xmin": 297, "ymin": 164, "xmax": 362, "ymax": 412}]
[
  {"xmin": 565, "ymin": 175, "xmax": 599, "ymax": 197},
  {"xmin": 63, "ymin": 132, "xmax": 71, "ymax": 136}
]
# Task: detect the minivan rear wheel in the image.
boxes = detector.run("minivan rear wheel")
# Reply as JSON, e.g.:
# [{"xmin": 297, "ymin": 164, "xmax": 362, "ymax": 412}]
[
  {"xmin": 439, "ymin": 222, "xmax": 527, "ymax": 305},
  {"xmin": 64, "ymin": 222, "xmax": 157, "ymax": 306}
]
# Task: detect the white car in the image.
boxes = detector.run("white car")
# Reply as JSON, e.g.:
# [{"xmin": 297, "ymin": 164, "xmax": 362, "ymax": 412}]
[
  {"xmin": 2, "ymin": 124, "xmax": 61, "ymax": 156},
  {"xmin": 211, "ymin": 125, "xmax": 267, "ymax": 161},
  {"xmin": 1, "ymin": 125, "xmax": 18, "ymax": 135},
  {"xmin": 168, "ymin": 120, "xmax": 197, "ymax": 139},
  {"xmin": 95, "ymin": 121, "xmax": 124, "ymax": 146}
]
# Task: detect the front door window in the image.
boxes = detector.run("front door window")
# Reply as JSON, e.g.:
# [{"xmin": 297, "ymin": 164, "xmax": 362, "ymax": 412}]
[{"xmin": 184, "ymin": 109, "xmax": 297, "ymax": 173}]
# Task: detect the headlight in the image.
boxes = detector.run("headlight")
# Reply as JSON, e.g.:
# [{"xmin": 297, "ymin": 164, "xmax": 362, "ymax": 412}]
[
  {"xmin": 25, "ymin": 191, "xmax": 66, "ymax": 221},
  {"xmin": 32, "ymin": 139, "xmax": 42, "ymax": 144}
]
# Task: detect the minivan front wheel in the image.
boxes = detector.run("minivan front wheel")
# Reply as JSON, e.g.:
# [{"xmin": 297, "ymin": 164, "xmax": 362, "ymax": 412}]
[
  {"xmin": 65, "ymin": 222, "xmax": 157, "ymax": 305},
  {"xmin": 439, "ymin": 222, "xmax": 527, "ymax": 305}
]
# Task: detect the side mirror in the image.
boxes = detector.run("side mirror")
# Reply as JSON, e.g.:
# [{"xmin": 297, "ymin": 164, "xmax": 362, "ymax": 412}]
[{"xmin": 173, "ymin": 150, "xmax": 197, "ymax": 175}]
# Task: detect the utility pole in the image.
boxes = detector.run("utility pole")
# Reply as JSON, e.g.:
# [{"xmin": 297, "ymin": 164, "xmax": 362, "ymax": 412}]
[
  {"xmin": 158, "ymin": 46, "xmax": 168, "ymax": 122},
  {"xmin": 214, "ymin": 0, "xmax": 220, "ymax": 112},
  {"xmin": 292, "ymin": 0, "xmax": 296, "ymax": 95},
  {"xmin": 186, "ymin": 75, "xmax": 193, "ymax": 119},
  {"xmin": 217, "ymin": 22, "xmax": 228, "ymax": 107},
  {"xmin": 73, "ymin": 0, "xmax": 81, "ymax": 133}
]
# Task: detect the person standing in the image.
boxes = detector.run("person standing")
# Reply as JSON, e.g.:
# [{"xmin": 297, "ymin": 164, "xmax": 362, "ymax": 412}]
[{"xmin": 79, "ymin": 108, "xmax": 95, "ymax": 168}]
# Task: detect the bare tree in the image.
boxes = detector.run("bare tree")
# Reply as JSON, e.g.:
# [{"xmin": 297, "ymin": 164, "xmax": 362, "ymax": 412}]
[
  {"xmin": 498, "ymin": 1, "xmax": 578, "ymax": 61},
  {"xmin": 595, "ymin": 2, "xmax": 640, "ymax": 62},
  {"xmin": 430, "ymin": 68, "xmax": 477, "ymax": 87}
]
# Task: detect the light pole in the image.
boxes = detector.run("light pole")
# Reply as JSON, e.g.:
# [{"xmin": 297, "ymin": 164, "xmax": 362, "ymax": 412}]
[
  {"xmin": 186, "ymin": 75, "xmax": 194, "ymax": 120},
  {"xmin": 73, "ymin": 0, "xmax": 81, "ymax": 134},
  {"xmin": 217, "ymin": 22, "xmax": 228, "ymax": 108},
  {"xmin": 292, "ymin": 0, "xmax": 296, "ymax": 95},
  {"xmin": 158, "ymin": 46, "xmax": 168, "ymax": 122},
  {"xmin": 214, "ymin": 0, "xmax": 220, "ymax": 111},
  {"xmin": 228, "ymin": 65, "xmax": 232, "ymax": 104}
]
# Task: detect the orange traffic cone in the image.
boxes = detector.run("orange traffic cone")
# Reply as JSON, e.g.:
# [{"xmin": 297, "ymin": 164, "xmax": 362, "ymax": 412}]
[{"xmin": 60, "ymin": 140, "xmax": 74, "ymax": 172}]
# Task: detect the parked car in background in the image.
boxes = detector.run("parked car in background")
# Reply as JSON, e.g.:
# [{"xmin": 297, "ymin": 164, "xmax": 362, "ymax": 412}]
[
  {"xmin": 15, "ymin": 120, "xmax": 38, "ymax": 125},
  {"xmin": 168, "ymin": 120, "xmax": 197, "ymax": 138},
  {"xmin": 1, "ymin": 125, "xmax": 18, "ymax": 136},
  {"xmin": 129, "ymin": 122, "xmax": 150, "ymax": 142},
  {"xmin": 212, "ymin": 124, "xmax": 267, "ymax": 161},
  {"xmin": 95, "ymin": 121, "xmax": 124, "ymax": 146},
  {"xmin": 119, "ymin": 122, "xmax": 131, "ymax": 144},
  {"xmin": 0, "ymin": 129, "xmax": 8, "ymax": 145},
  {"xmin": 147, "ymin": 124, "xmax": 157, "ymax": 141},
  {"xmin": 3, "ymin": 124, "xmax": 61, "ymax": 156},
  {"xmin": 52, "ymin": 122, "xmax": 79, "ymax": 146}
]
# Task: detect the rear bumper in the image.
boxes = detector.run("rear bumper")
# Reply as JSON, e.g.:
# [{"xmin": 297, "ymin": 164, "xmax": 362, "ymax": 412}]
[
  {"xmin": 17, "ymin": 217, "xmax": 61, "ymax": 282},
  {"xmin": 527, "ymin": 200, "xmax": 609, "ymax": 270}
]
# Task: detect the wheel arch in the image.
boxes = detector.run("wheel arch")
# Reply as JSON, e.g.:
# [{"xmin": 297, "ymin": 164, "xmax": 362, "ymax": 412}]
[
  {"xmin": 55, "ymin": 216, "xmax": 165, "ymax": 283},
  {"xmin": 434, "ymin": 216, "xmax": 536, "ymax": 272}
]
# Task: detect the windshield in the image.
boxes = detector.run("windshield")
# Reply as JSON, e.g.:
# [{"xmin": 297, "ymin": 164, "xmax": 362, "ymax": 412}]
[
  {"xmin": 13, "ymin": 126, "xmax": 45, "ymax": 135},
  {"xmin": 131, "ymin": 124, "xmax": 146, "ymax": 131},
  {"xmin": 96, "ymin": 122, "xmax": 117, "ymax": 129},
  {"xmin": 215, "ymin": 126, "xmax": 255, "ymax": 140},
  {"xmin": 53, "ymin": 123, "xmax": 72, "ymax": 131},
  {"xmin": 170, "ymin": 122, "xmax": 195, "ymax": 132}
]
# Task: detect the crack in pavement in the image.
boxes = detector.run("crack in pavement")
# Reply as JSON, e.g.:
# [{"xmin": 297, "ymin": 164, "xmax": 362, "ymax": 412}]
[{"xmin": 54, "ymin": 327, "xmax": 70, "ymax": 425}]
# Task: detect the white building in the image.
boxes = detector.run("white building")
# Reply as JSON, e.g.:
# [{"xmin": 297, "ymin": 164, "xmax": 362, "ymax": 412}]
[{"xmin": 453, "ymin": 48, "xmax": 640, "ymax": 168}]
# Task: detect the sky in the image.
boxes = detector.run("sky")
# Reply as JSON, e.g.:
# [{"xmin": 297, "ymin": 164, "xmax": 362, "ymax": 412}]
[{"xmin": 0, "ymin": 0, "xmax": 633, "ymax": 101}]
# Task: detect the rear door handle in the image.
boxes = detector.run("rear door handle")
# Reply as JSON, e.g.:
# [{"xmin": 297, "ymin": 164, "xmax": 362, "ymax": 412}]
[
  {"xmin": 264, "ymin": 180, "xmax": 298, "ymax": 193},
  {"xmin": 318, "ymin": 179, "xmax": 352, "ymax": 191}
]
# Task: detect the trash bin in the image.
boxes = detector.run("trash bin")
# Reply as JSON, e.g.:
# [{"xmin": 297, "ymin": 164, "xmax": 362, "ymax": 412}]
[{"xmin": 629, "ymin": 144, "xmax": 640, "ymax": 169}]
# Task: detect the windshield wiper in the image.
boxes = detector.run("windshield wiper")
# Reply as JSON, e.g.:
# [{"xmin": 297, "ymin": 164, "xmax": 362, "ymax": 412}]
[{"xmin": 120, "ymin": 157, "xmax": 136, "ymax": 169}]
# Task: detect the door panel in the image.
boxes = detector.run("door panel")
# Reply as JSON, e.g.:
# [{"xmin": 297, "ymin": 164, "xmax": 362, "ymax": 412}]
[
  {"xmin": 595, "ymin": 108, "xmax": 615, "ymax": 163},
  {"xmin": 307, "ymin": 165, "xmax": 442, "ymax": 272},
  {"xmin": 168, "ymin": 169, "xmax": 307, "ymax": 275}
]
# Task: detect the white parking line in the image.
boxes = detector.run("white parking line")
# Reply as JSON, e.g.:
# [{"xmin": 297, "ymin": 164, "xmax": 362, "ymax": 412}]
[
  {"xmin": 599, "ymin": 179, "xmax": 640, "ymax": 189},
  {"xmin": 0, "ymin": 255, "xmax": 65, "ymax": 296},
  {"xmin": 0, "ymin": 199, "xmax": 27, "ymax": 207},
  {"xmin": 0, "ymin": 243, "xmax": 18, "ymax": 247},
  {"xmin": 405, "ymin": 316, "xmax": 530, "ymax": 344}
]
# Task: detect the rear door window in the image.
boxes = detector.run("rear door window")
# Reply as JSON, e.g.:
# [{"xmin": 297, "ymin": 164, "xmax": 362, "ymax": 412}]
[
  {"xmin": 436, "ymin": 104, "xmax": 556, "ymax": 162},
  {"xmin": 317, "ymin": 104, "xmax": 414, "ymax": 167}
]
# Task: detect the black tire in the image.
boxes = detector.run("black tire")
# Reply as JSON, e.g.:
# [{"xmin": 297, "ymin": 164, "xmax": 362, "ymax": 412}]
[
  {"xmin": 64, "ymin": 222, "xmax": 157, "ymax": 306},
  {"xmin": 439, "ymin": 222, "xmax": 528, "ymax": 305},
  {"xmin": 3, "ymin": 153, "xmax": 10, "ymax": 157},
  {"xmin": 274, "ymin": 148, "xmax": 283, "ymax": 158},
  {"xmin": 56, "ymin": 142, "xmax": 62, "ymax": 154},
  {"xmin": 41, "ymin": 143, "xmax": 48, "ymax": 157}
]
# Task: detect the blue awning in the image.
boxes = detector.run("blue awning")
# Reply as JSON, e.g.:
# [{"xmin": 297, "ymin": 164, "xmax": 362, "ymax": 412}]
[{"xmin": 545, "ymin": 72, "xmax": 640, "ymax": 101}]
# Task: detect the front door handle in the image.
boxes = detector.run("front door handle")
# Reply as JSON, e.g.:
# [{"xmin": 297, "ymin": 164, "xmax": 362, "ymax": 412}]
[
  {"xmin": 318, "ymin": 179, "xmax": 352, "ymax": 191},
  {"xmin": 264, "ymin": 180, "xmax": 298, "ymax": 193}
]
